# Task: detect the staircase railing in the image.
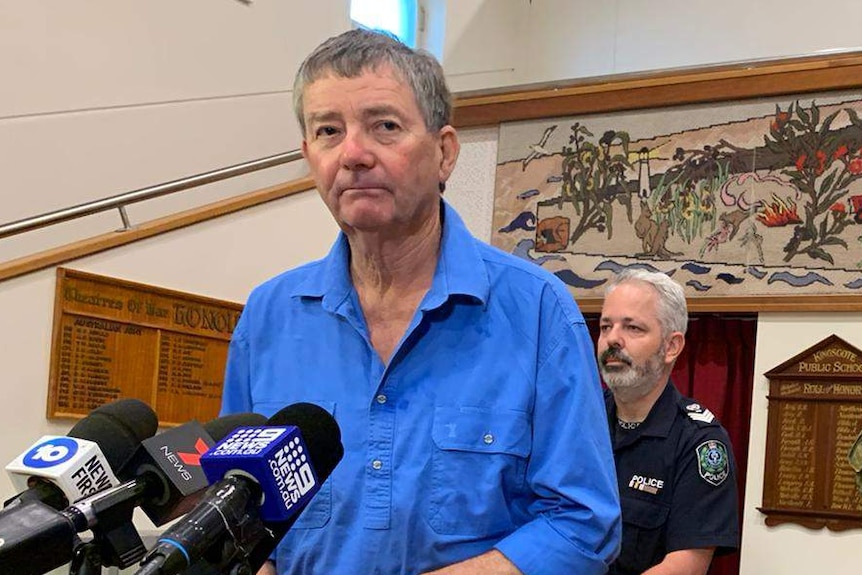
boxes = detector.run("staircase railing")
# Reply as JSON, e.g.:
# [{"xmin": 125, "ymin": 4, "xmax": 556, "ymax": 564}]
[
  {"xmin": 0, "ymin": 150, "xmax": 303, "ymax": 240},
  {"xmin": 0, "ymin": 150, "xmax": 314, "ymax": 282}
]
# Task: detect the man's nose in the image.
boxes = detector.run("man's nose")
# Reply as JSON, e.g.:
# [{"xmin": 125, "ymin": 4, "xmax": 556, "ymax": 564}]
[
  {"xmin": 603, "ymin": 325, "xmax": 624, "ymax": 348},
  {"xmin": 340, "ymin": 130, "xmax": 375, "ymax": 170}
]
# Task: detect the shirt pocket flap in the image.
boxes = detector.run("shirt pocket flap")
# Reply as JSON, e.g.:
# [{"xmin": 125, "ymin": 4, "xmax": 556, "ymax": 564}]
[
  {"xmin": 432, "ymin": 406, "xmax": 531, "ymax": 457},
  {"xmin": 623, "ymin": 496, "xmax": 670, "ymax": 529}
]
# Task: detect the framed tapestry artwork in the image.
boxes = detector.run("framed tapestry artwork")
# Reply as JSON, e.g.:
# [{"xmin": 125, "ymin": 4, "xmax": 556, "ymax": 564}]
[{"xmin": 454, "ymin": 51, "xmax": 862, "ymax": 312}]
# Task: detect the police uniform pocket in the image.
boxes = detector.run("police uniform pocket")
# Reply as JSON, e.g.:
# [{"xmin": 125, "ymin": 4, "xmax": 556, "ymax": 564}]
[
  {"xmin": 618, "ymin": 496, "xmax": 670, "ymax": 573},
  {"xmin": 254, "ymin": 400, "xmax": 335, "ymax": 530},
  {"xmin": 428, "ymin": 406, "xmax": 531, "ymax": 536}
]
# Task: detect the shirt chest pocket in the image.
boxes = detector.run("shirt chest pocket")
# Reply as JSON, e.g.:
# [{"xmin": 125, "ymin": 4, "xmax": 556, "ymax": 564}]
[
  {"xmin": 254, "ymin": 400, "xmax": 335, "ymax": 530},
  {"xmin": 618, "ymin": 496, "xmax": 670, "ymax": 573},
  {"xmin": 428, "ymin": 406, "xmax": 532, "ymax": 536}
]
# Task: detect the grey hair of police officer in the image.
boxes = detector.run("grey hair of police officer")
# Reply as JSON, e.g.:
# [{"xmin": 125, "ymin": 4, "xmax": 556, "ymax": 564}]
[
  {"xmin": 293, "ymin": 28, "xmax": 452, "ymax": 134},
  {"xmin": 605, "ymin": 269, "xmax": 688, "ymax": 339}
]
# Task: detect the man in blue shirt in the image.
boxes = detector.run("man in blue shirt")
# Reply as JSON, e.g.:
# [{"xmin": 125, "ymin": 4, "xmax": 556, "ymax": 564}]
[{"xmin": 221, "ymin": 28, "xmax": 621, "ymax": 575}]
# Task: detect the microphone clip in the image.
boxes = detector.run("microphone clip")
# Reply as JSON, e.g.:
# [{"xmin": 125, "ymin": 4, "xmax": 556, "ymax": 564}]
[{"xmin": 69, "ymin": 480, "xmax": 151, "ymax": 568}]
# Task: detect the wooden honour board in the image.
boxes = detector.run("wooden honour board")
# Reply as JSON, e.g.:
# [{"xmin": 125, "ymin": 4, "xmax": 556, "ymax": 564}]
[
  {"xmin": 47, "ymin": 268, "xmax": 243, "ymax": 426},
  {"xmin": 759, "ymin": 334, "xmax": 862, "ymax": 530}
]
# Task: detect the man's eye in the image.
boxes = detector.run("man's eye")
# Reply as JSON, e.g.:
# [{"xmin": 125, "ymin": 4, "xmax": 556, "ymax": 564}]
[
  {"xmin": 315, "ymin": 126, "xmax": 339, "ymax": 137},
  {"xmin": 378, "ymin": 121, "xmax": 400, "ymax": 132}
]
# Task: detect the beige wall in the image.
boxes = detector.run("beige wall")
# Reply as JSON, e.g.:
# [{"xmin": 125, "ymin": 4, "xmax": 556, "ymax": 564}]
[
  {"xmin": 3, "ymin": 2, "xmax": 862, "ymax": 574},
  {"xmin": 0, "ymin": 0, "xmax": 348, "ymax": 261},
  {"xmin": 439, "ymin": 0, "xmax": 862, "ymax": 93}
]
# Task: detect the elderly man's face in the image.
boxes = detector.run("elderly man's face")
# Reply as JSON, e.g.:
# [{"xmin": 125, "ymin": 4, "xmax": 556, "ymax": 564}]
[
  {"xmin": 300, "ymin": 64, "xmax": 459, "ymax": 236},
  {"xmin": 597, "ymin": 282, "xmax": 679, "ymax": 399}
]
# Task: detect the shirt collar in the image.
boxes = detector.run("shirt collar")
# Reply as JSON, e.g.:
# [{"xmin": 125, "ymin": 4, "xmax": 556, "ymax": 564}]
[
  {"xmin": 289, "ymin": 200, "xmax": 489, "ymax": 313},
  {"xmin": 422, "ymin": 200, "xmax": 489, "ymax": 310},
  {"xmin": 607, "ymin": 381, "xmax": 679, "ymax": 443},
  {"xmin": 636, "ymin": 381, "xmax": 679, "ymax": 438}
]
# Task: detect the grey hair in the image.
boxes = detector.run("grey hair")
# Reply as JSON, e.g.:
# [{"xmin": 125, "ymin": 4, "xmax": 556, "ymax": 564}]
[
  {"xmin": 604, "ymin": 269, "xmax": 688, "ymax": 337},
  {"xmin": 293, "ymin": 28, "xmax": 452, "ymax": 134}
]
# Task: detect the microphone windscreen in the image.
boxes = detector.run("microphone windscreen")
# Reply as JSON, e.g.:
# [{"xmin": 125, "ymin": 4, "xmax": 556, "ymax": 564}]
[
  {"xmin": 266, "ymin": 403, "xmax": 343, "ymax": 481},
  {"xmin": 204, "ymin": 413, "xmax": 267, "ymax": 442},
  {"xmin": 68, "ymin": 399, "xmax": 158, "ymax": 472}
]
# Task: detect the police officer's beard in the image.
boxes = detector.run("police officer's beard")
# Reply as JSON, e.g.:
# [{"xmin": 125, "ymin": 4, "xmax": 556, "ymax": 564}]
[{"xmin": 598, "ymin": 344, "xmax": 666, "ymax": 402}]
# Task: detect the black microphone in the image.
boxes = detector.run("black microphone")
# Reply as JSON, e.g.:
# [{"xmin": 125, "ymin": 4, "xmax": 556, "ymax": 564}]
[
  {"xmin": 4, "ymin": 398, "xmax": 158, "ymax": 511},
  {"xmin": 0, "ymin": 500, "xmax": 79, "ymax": 575},
  {"xmin": 71, "ymin": 412, "xmax": 270, "ymax": 568},
  {"xmin": 0, "ymin": 398, "xmax": 158, "ymax": 575},
  {"xmin": 0, "ymin": 412, "xmax": 267, "ymax": 575},
  {"xmin": 134, "ymin": 403, "xmax": 344, "ymax": 575},
  {"xmin": 117, "ymin": 412, "xmax": 267, "ymax": 527}
]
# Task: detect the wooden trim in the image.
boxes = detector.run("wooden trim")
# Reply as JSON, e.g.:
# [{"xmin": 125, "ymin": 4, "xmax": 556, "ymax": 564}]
[
  {"xmin": 577, "ymin": 295, "xmax": 862, "ymax": 314},
  {"xmin": 0, "ymin": 176, "xmax": 316, "ymax": 283},
  {"xmin": 452, "ymin": 51, "xmax": 862, "ymax": 127}
]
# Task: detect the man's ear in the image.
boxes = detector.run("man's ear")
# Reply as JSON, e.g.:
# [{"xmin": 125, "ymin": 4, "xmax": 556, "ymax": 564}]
[
  {"xmin": 664, "ymin": 331, "xmax": 685, "ymax": 366},
  {"xmin": 301, "ymin": 139, "xmax": 309, "ymax": 159},
  {"xmin": 437, "ymin": 126, "xmax": 460, "ymax": 184}
]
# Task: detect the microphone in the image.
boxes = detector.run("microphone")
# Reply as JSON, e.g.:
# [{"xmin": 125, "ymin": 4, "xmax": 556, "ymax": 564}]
[
  {"xmin": 0, "ymin": 412, "xmax": 267, "ymax": 575},
  {"xmin": 117, "ymin": 422, "xmax": 212, "ymax": 526},
  {"xmin": 134, "ymin": 403, "xmax": 344, "ymax": 575},
  {"xmin": 4, "ymin": 398, "xmax": 159, "ymax": 511},
  {"xmin": 118, "ymin": 412, "xmax": 267, "ymax": 527},
  {"xmin": 0, "ymin": 500, "xmax": 79, "ymax": 575},
  {"xmin": 71, "ymin": 412, "xmax": 270, "ymax": 568}
]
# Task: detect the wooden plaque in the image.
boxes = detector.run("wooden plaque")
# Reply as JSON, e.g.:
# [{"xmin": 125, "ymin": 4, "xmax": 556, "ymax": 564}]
[
  {"xmin": 759, "ymin": 334, "xmax": 862, "ymax": 530},
  {"xmin": 47, "ymin": 268, "xmax": 243, "ymax": 426}
]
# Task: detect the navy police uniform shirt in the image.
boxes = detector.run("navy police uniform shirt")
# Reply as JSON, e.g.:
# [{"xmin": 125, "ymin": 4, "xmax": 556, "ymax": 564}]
[{"xmin": 604, "ymin": 382, "xmax": 740, "ymax": 575}]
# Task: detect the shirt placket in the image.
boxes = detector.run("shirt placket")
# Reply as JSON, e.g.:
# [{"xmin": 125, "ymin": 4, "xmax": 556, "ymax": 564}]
[
  {"xmin": 365, "ymin": 369, "xmax": 396, "ymax": 529},
  {"xmin": 361, "ymin": 302, "xmax": 433, "ymax": 530}
]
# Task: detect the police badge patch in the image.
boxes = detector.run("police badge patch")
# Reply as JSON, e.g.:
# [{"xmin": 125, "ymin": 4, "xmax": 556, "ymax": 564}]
[{"xmin": 696, "ymin": 440, "xmax": 729, "ymax": 486}]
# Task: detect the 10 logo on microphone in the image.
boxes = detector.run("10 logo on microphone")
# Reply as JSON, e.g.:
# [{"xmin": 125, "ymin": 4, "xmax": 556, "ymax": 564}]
[{"xmin": 22, "ymin": 437, "xmax": 80, "ymax": 468}]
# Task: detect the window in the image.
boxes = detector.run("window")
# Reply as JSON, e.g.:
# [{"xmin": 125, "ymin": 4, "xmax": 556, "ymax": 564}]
[{"xmin": 350, "ymin": 0, "xmax": 417, "ymax": 47}]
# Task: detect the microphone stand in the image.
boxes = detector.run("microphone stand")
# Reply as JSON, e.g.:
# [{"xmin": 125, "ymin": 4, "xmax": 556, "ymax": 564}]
[{"xmin": 70, "ymin": 539, "xmax": 102, "ymax": 575}]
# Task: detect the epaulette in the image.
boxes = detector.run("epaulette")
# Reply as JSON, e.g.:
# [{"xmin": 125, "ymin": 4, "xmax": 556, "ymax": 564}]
[{"xmin": 678, "ymin": 398, "xmax": 717, "ymax": 426}]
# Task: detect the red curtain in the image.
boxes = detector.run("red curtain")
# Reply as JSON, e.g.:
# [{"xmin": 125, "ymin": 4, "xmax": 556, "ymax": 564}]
[{"xmin": 586, "ymin": 313, "xmax": 756, "ymax": 575}]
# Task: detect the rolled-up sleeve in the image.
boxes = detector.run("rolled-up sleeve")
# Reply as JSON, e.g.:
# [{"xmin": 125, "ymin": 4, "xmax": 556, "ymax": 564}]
[{"xmin": 496, "ymin": 318, "xmax": 621, "ymax": 575}]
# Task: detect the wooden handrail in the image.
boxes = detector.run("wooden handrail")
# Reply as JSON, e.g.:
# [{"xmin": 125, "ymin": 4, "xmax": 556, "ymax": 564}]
[{"xmin": 0, "ymin": 176, "xmax": 316, "ymax": 282}]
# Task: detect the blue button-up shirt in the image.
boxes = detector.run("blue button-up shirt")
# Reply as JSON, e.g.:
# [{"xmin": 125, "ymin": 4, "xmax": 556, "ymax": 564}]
[{"xmin": 221, "ymin": 201, "xmax": 621, "ymax": 575}]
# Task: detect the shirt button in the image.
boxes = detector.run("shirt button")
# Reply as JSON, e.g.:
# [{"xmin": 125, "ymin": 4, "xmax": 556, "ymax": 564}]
[
  {"xmin": 375, "ymin": 394, "xmax": 387, "ymax": 404},
  {"xmin": 483, "ymin": 433, "xmax": 494, "ymax": 445},
  {"xmin": 372, "ymin": 459, "xmax": 383, "ymax": 470}
]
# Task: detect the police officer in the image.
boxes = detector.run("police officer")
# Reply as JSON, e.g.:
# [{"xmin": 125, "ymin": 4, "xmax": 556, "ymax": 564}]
[{"xmin": 597, "ymin": 269, "xmax": 739, "ymax": 575}]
